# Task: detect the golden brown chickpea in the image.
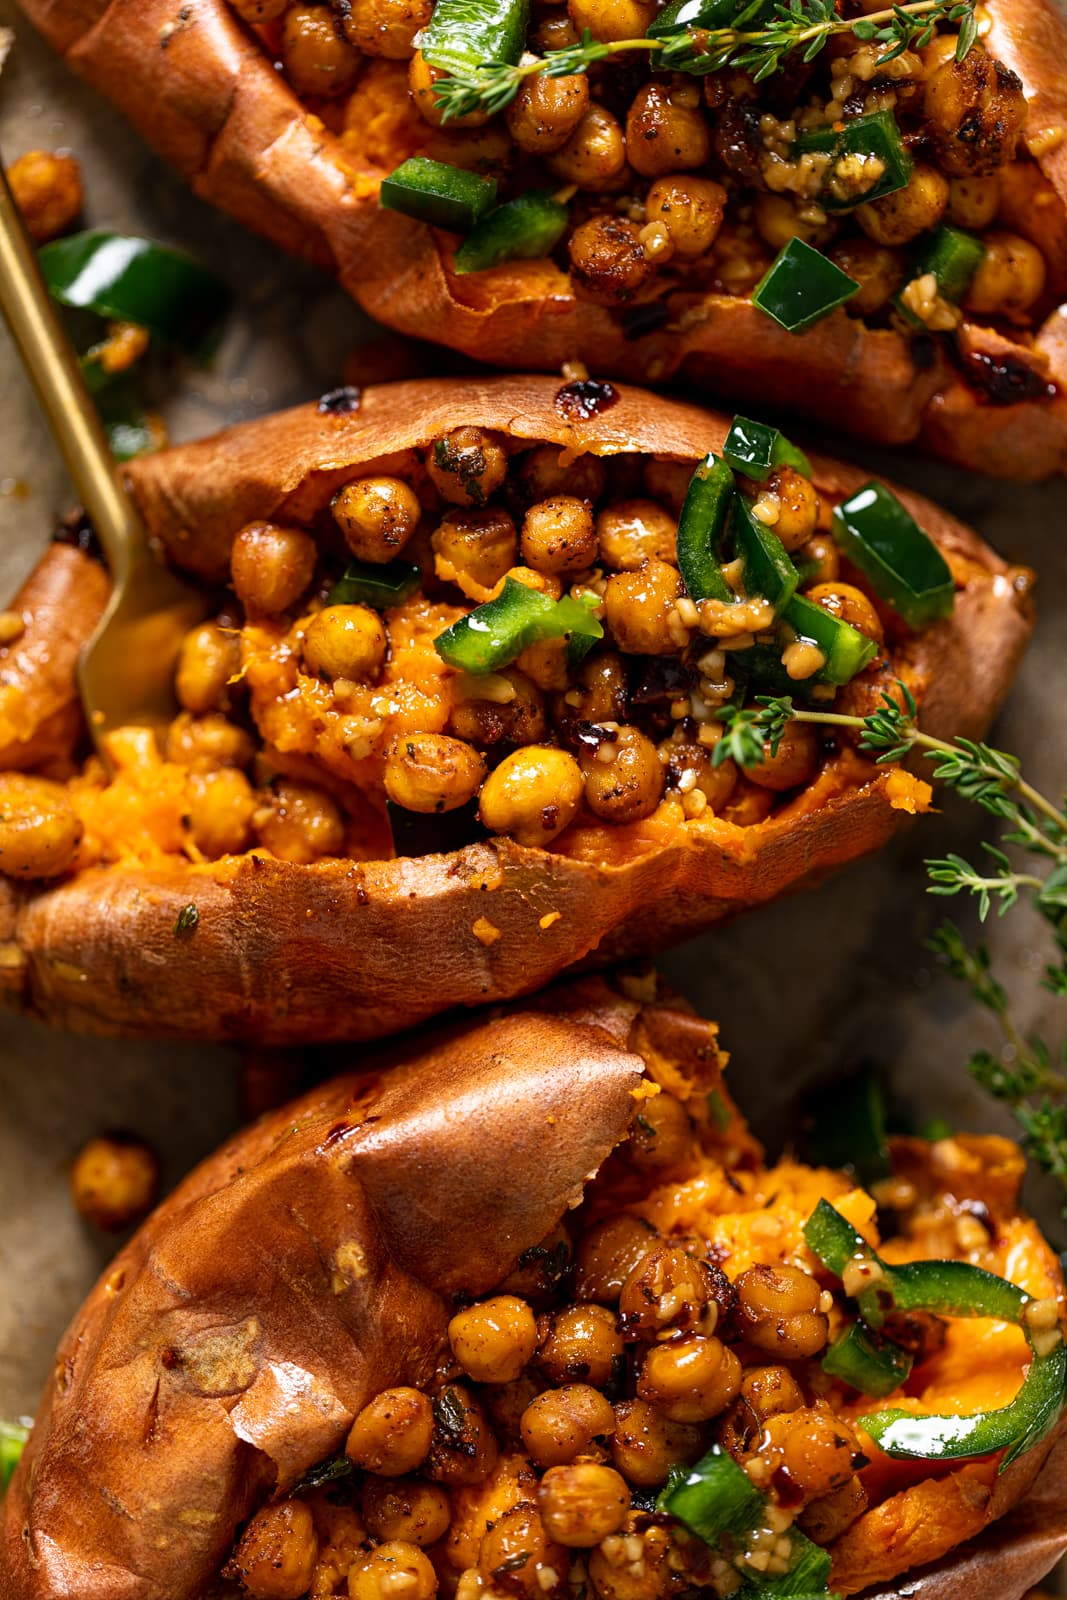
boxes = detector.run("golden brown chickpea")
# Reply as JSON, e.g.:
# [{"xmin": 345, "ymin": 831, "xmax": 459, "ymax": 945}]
[
  {"xmin": 513, "ymin": 445, "xmax": 607, "ymax": 507},
  {"xmin": 856, "ymin": 164, "xmax": 949, "ymax": 246},
  {"xmin": 533, "ymin": 12, "xmax": 580, "ymax": 51},
  {"xmin": 478, "ymin": 745, "xmax": 583, "ymax": 846},
  {"xmin": 69, "ymin": 1134, "xmax": 159, "ymax": 1232},
  {"xmin": 255, "ymin": 779, "xmax": 346, "ymax": 862},
  {"xmin": 962, "ymin": 231, "xmax": 1046, "ymax": 317},
  {"xmin": 603, "ymin": 558, "xmax": 681, "ymax": 654},
  {"xmin": 449, "ymin": 1295, "xmax": 539, "ymax": 1384},
  {"xmin": 507, "ymin": 67, "xmax": 590, "ymax": 154},
  {"xmin": 720, "ymin": 776, "xmax": 775, "ymax": 827},
  {"xmin": 548, "ymin": 105, "xmax": 627, "ymax": 190},
  {"xmin": 521, "ymin": 496, "xmax": 598, "ymax": 574},
  {"xmin": 555, "ymin": 651, "xmax": 628, "ymax": 729},
  {"xmin": 829, "ymin": 238, "xmax": 904, "ymax": 317},
  {"xmin": 0, "ymin": 773, "xmax": 81, "ymax": 880},
  {"xmin": 609, "ymin": 1398, "xmax": 702, "ymax": 1487},
  {"xmin": 427, "ymin": 428, "xmax": 509, "ymax": 508},
  {"xmin": 477, "ymin": 1501, "xmax": 556, "ymax": 1597},
  {"xmin": 340, "ymin": 0, "xmax": 431, "ymax": 56},
  {"xmin": 619, "ymin": 1242, "xmax": 718, "ymax": 1340},
  {"xmin": 763, "ymin": 468, "xmax": 819, "ymax": 552},
  {"xmin": 538, "ymin": 1463, "xmax": 629, "ymax": 1547},
  {"xmin": 226, "ymin": 1500, "xmax": 319, "ymax": 1600},
  {"xmin": 761, "ymin": 1405, "xmax": 860, "ymax": 1501},
  {"xmin": 230, "ymin": 521, "xmax": 317, "ymax": 617},
  {"xmin": 626, "ymin": 81, "xmax": 710, "ymax": 178},
  {"xmin": 7, "ymin": 150, "xmax": 83, "ymax": 244},
  {"xmin": 734, "ymin": 1263, "xmax": 829, "ymax": 1359},
  {"xmin": 537, "ymin": 1304, "xmax": 623, "ymax": 1387},
  {"xmin": 499, "ymin": 1224, "xmax": 573, "ymax": 1303},
  {"xmin": 799, "ymin": 1476, "xmax": 868, "ymax": 1543},
  {"xmin": 569, "ymin": 216, "xmax": 653, "ymax": 306},
  {"xmin": 362, "ymin": 1478, "xmax": 452, "ymax": 1546},
  {"xmin": 333, "ymin": 475, "xmax": 422, "ymax": 563},
  {"xmin": 740, "ymin": 1364, "xmax": 804, "ymax": 1419},
  {"xmin": 281, "ymin": 4, "xmax": 361, "ymax": 97},
  {"xmin": 520, "ymin": 1383, "xmax": 616, "ymax": 1467},
  {"xmin": 425, "ymin": 1384, "xmax": 498, "ymax": 1485},
  {"xmin": 303, "ymin": 604, "xmax": 387, "ymax": 682},
  {"xmin": 581, "ymin": 725, "xmax": 665, "ymax": 825},
  {"xmin": 410, "ymin": 50, "xmax": 491, "ymax": 128},
  {"xmin": 166, "ymin": 712, "xmax": 255, "ymax": 773},
  {"xmin": 188, "ymin": 768, "xmax": 257, "ymax": 859},
  {"xmin": 450, "ymin": 670, "xmax": 546, "ymax": 749},
  {"xmin": 384, "ymin": 733, "xmax": 486, "ymax": 814},
  {"xmin": 741, "ymin": 719, "xmax": 819, "ymax": 793},
  {"xmin": 797, "ymin": 532, "xmax": 839, "ymax": 585},
  {"xmin": 574, "ymin": 1213, "xmax": 659, "ymax": 1303},
  {"xmin": 176, "ymin": 622, "xmax": 241, "ymax": 715},
  {"xmin": 806, "ymin": 580, "xmax": 884, "ymax": 645},
  {"xmin": 946, "ymin": 173, "xmax": 1000, "ymax": 229},
  {"xmin": 588, "ymin": 1520, "xmax": 674, "ymax": 1600},
  {"xmin": 346, "ymin": 1388, "xmax": 435, "ymax": 1476},
  {"xmin": 228, "ymin": 0, "xmax": 288, "ymax": 19},
  {"xmin": 627, "ymin": 1090, "xmax": 692, "ymax": 1171},
  {"xmin": 663, "ymin": 740, "xmax": 737, "ymax": 813},
  {"xmin": 923, "ymin": 47, "xmax": 1026, "ymax": 176},
  {"xmin": 433, "ymin": 506, "xmax": 518, "ymax": 600},
  {"xmin": 644, "ymin": 175, "xmax": 725, "ymax": 259},
  {"xmin": 596, "ymin": 499, "xmax": 677, "ymax": 570},
  {"xmin": 753, "ymin": 192, "xmax": 835, "ymax": 252},
  {"xmin": 349, "ymin": 1540, "xmax": 437, "ymax": 1600},
  {"xmin": 568, "ymin": 0, "xmax": 655, "ymax": 42},
  {"xmin": 636, "ymin": 1335, "xmax": 742, "ymax": 1422}
]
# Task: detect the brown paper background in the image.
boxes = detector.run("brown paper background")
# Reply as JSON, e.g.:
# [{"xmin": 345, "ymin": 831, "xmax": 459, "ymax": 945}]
[{"xmin": 0, "ymin": 2, "xmax": 1065, "ymax": 1589}]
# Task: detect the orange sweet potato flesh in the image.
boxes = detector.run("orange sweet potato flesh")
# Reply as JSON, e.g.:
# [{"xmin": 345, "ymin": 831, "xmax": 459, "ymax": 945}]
[
  {"xmin": 3, "ymin": 981, "xmax": 1065, "ymax": 1599},
  {"xmin": 14, "ymin": 0, "xmax": 1067, "ymax": 476},
  {"xmin": 0, "ymin": 376, "xmax": 1033, "ymax": 1044}
]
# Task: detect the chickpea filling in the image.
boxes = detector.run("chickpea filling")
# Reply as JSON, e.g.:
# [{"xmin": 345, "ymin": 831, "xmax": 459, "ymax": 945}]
[
  {"xmin": 227, "ymin": 0, "xmax": 1059, "ymax": 398},
  {"xmin": 218, "ymin": 1032, "xmax": 1060, "ymax": 1600}
]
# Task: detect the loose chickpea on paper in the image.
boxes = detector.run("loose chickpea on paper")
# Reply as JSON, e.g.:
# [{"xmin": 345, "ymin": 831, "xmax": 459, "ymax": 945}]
[
  {"xmin": 6, "ymin": 150, "xmax": 83, "ymax": 243},
  {"xmin": 69, "ymin": 1133, "xmax": 160, "ymax": 1232}
]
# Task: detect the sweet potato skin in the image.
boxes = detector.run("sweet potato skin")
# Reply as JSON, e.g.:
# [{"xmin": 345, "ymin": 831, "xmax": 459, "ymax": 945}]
[
  {"xmin": 0, "ymin": 376, "xmax": 1033, "ymax": 1043},
  {"xmin": 14, "ymin": 0, "xmax": 1067, "ymax": 476}
]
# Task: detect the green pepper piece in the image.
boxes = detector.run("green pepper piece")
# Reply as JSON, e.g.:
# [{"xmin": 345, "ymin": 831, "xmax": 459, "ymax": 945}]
[
  {"xmin": 0, "ymin": 1421, "xmax": 28, "ymax": 1490},
  {"xmin": 794, "ymin": 111, "xmax": 913, "ymax": 213},
  {"xmin": 327, "ymin": 560, "xmax": 422, "ymax": 609},
  {"xmin": 657, "ymin": 1443, "xmax": 765, "ymax": 1543},
  {"xmin": 822, "ymin": 1320, "xmax": 914, "ymax": 1398},
  {"xmin": 732, "ymin": 496, "xmax": 799, "ymax": 616},
  {"xmin": 676, "ymin": 454, "xmax": 736, "ymax": 603},
  {"xmin": 434, "ymin": 577, "xmax": 602, "ymax": 674},
  {"xmin": 911, "ymin": 223, "xmax": 985, "ymax": 305},
  {"xmin": 752, "ymin": 239, "xmax": 860, "ymax": 334},
  {"xmin": 782, "ymin": 594, "xmax": 878, "ymax": 685},
  {"xmin": 756, "ymin": 1530, "xmax": 834, "ymax": 1598},
  {"xmin": 722, "ymin": 416, "xmax": 812, "ymax": 482},
  {"xmin": 453, "ymin": 192, "xmax": 569, "ymax": 274},
  {"xmin": 38, "ymin": 232, "xmax": 229, "ymax": 350},
  {"xmin": 420, "ymin": 0, "xmax": 530, "ymax": 76},
  {"xmin": 648, "ymin": 0, "xmax": 771, "ymax": 41},
  {"xmin": 832, "ymin": 482, "xmax": 955, "ymax": 628},
  {"xmin": 380, "ymin": 158, "xmax": 498, "ymax": 232}
]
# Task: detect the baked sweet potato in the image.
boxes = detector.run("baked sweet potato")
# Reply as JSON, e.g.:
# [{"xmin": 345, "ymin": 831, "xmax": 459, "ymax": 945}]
[
  {"xmin": 3, "ymin": 977, "xmax": 1065, "ymax": 1600},
  {"xmin": 15, "ymin": 0, "xmax": 1067, "ymax": 476},
  {"xmin": 0, "ymin": 375, "xmax": 1033, "ymax": 1043}
]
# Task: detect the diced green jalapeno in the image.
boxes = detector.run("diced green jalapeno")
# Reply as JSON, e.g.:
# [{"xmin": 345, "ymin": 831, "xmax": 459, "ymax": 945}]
[
  {"xmin": 822, "ymin": 1320, "xmax": 914, "ymax": 1397},
  {"xmin": 327, "ymin": 560, "xmax": 422, "ymax": 609},
  {"xmin": 380, "ymin": 158, "xmax": 498, "ymax": 232},
  {"xmin": 453, "ymin": 192, "xmax": 569, "ymax": 274},
  {"xmin": 732, "ymin": 496, "xmax": 800, "ymax": 616},
  {"xmin": 38, "ymin": 231, "xmax": 229, "ymax": 349},
  {"xmin": 832, "ymin": 482, "xmax": 954, "ymax": 628},
  {"xmin": 420, "ymin": 0, "xmax": 530, "ymax": 75},
  {"xmin": 782, "ymin": 594, "xmax": 878, "ymax": 685},
  {"xmin": 752, "ymin": 239, "xmax": 860, "ymax": 333},
  {"xmin": 895, "ymin": 224, "xmax": 985, "ymax": 328},
  {"xmin": 0, "ymin": 1421, "xmax": 28, "ymax": 1490},
  {"xmin": 795, "ymin": 111, "xmax": 913, "ymax": 212},
  {"xmin": 722, "ymin": 416, "xmax": 812, "ymax": 482},
  {"xmin": 434, "ymin": 577, "xmax": 602, "ymax": 674},
  {"xmin": 676, "ymin": 454, "xmax": 736, "ymax": 603}
]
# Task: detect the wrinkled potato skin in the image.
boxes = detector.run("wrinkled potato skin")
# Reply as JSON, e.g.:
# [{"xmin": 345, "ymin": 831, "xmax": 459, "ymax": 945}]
[
  {"xmin": 0, "ymin": 377, "xmax": 1032, "ymax": 1043},
  {"xmin": 13, "ymin": 0, "xmax": 1067, "ymax": 476}
]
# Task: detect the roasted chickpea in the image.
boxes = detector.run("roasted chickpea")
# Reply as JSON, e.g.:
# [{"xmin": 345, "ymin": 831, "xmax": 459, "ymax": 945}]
[
  {"xmin": 762, "ymin": 468, "xmax": 819, "ymax": 553},
  {"xmin": 513, "ymin": 445, "xmax": 607, "ymax": 507},
  {"xmin": 829, "ymin": 238, "xmax": 904, "ymax": 317},
  {"xmin": 347, "ymin": 1388, "xmax": 435, "ymax": 1476},
  {"xmin": 230, "ymin": 521, "xmax": 317, "ymax": 617},
  {"xmin": 645, "ymin": 175, "xmax": 725, "ymax": 259},
  {"xmin": 603, "ymin": 558, "xmax": 681, "ymax": 654},
  {"xmin": 799, "ymin": 1476, "xmax": 868, "ymax": 1543},
  {"xmin": 427, "ymin": 428, "xmax": 509, "ymax": 508},
  {"xmin": 618, "ymin": 1243, "xmax": 717, "ymax": 1340},
  {"xmin": 500, "ymin": 1224, "xmax": 573, "ymax": 1303},
  {"xmin": 596, "ymin": 499, "xmax": 677, "ymax": 570},
  {"xmin": 433, "ymin": 506, "xmax": 518, "ymax": 600},
  {"xmin": 69, "ymin": 1134, "xmax": 159, "ymax": 1231},
  {"xmin": 303, "ymin": 604, "xmax": 387, "ymax": 682},
  {"xmin": 166, "ymin": 712, "xmax": 255, "ymax": 773},
  {"xmin": 946, "ymin": 173, "xmax": 1000, "ymax": 229},
  {"xmin": 0, "ymin": 773, "xmax": 81, "ymax": 879},
  {"xmin": 384, "ymin": 733, "xmax": 486, "ymax": 814},
  {"xmin": 362, "ymin": 1477, "xmax": 451, "ymax": 1545},
  {"xmin": 574, "ymin": 1214, "xmax": 659, "ymax": 1303},
  {"xmin": 582, "ymin": 725, "xmax": 665, "ymax": 825},
  {"xmin": 637, "ymin": 1334, "xmax": 742, "ymax": 1422},
  {"xmin": 281, "ymin": 4, "xmax": 361, "ymax": 98},
  {"xmin": 761, "ymin": 1405, "xmax": 860, "ymax": 1501},
  {"xmin": 797, "ymin": 532, "xmax": 839, "ymax": 585},
  {"xmin": 720, "ymin": 776, "xmax": 775, "ymax": 827},
  {"xmin": 410, "ymin": 50, "xmax": 491, "ymax": 128},
  {"xmin": 537, "ymin": 1304, "xmax": 623, "ymax": 1388},
  {"xmin": 856, "ymin": 164, "xmax": 948, "ymax": 246},
  {"xmin": 806, "ymin": 580, "xmax": 884, "ymax": 645},
  {"xmin": 626, "ymin": 81, "xmax": 709, "ymax": 179},
  {"xmin": 477, "ymin": 1501, "xmax": 555, "ymax": 1597},
  {"xmin": 963, "ymin": 230, "xmax": 1046, "ymax": 317},
  {"xmin": 449, "ymin": 1296, "xmax": 539, "ymax": 1384},
  {"xmin": 923, "ymin": 47, "xmax": 1026, "ymax": 177},
  {"xmin": 569, "ymin": 216, "xmax": 653, "ymax": 306},
  {"xmin": 340, "ymin": 0, "xmax": 431, "ymax": 57},
  {"xmin": 740, "ymin": 1364, "xmax": 804, "ymax": 1419},
  {"xmin": 349, "ymin": 1540, "xmax": 437, "ymax": 1600},
  {"xmin": 741, "ymin": 719, "xmax": 819, "ymax": 792},
  {"xmin": 609, "ymin": 1398, "xmax": 702, "ymax": 1486},
  {"xmin": 548, "ymin": 105, "xmax": 627, "ymax": 190},
  {"xmin": 188, "ymin": 768, "xmax": 257, "ymax": 858},
  {"xmin": 176, "ymin": 622, "xmax": 240, "ymax": 715},
  {"xmin": 333, "ymin": 476, "xmax": 421, "ymax": 563},
  {"xmin": 567, "ymin": 0, "xmax": 656, "ymax": 42},
  {"xmin": 507, "ymin": 68, "xmax": 590, "ymax": 154},
  {"xmin": 664, "ymin": 740, "xmax": 738, "ymax": 813},
  {"xmin": 478, "ymin": 745, "xmax": 583, "ymax": 846},
  {"xmin": 254, "ymin": 779, "xmax": 346, "ymax": 862},
  {"xmin": 555, "ymin": 651, "xmax": 628, "ymax": 729},
  {"xmin": 520, "ymin": 1383, "xmax": 616, "ymax": 1467},
  {"xmin": 226, "ymin": 1501, "xmax": 318, "ymax": 1600},
  {"xmin": 450, "ymin": 669, "xmax": 547, "ymax": 749},
  {"xmin": 425, "ymin": 1384, "xmax": 498, "ymax": 1485},
  {"xmin": 627, "ymin": 1090, "xmax": 692, "ymax": 1171},
  {"xmin": 753, "ymin": 191, "xmax": 834, "ymax": 252},
  {"xmin": 734, "ymin": 1263, "xmax": 828, "ymax": 1359},
  {"xmin": 520, "ymin": 496, "xmax": 598, "ymax": 575},
  {"xmin": 538, "ymin": 1463, "xmax": 629, "ymax": 1547},
  {"xmin": 7, "ymin": 149, "xmax": 83, "ymax": 244}
]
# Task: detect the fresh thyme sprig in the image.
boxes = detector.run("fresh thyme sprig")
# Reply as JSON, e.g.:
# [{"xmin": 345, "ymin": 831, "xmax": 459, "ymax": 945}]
[
  {"xmin": 424, "ymin": 0, "xmax": 975, "ymax": 122},
  {"xmin": 716, "ymin": 686, "xmax": 1067, "ymax": 1208}
]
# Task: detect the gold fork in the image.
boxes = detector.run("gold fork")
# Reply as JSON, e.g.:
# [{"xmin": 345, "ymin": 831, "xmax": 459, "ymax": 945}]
[{"xmin": 0, "ymin": 137, "xmax": 208, "ymax": 753}]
